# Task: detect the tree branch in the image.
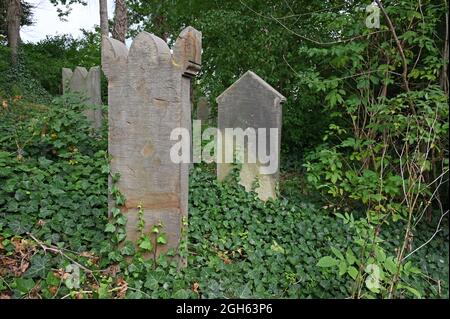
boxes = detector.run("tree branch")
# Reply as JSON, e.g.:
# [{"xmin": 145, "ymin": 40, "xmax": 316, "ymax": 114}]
[
  {"xmin": 402, "ymin": 211, "xmax": 449, "ymax": 262},
  {"xmin": 375, "ymin": 0, "xmax": 410, "ymax": 92}
]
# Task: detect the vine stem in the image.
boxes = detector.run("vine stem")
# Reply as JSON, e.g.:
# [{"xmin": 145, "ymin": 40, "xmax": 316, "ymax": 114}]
[{"xmin": 26, "ymin": 232, "xmax": 99, "ymax": 285}]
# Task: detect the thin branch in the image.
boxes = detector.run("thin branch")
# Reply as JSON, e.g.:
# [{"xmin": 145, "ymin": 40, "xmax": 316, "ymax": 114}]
[
  {"xmin": 283, "ymin": 55, "xmax": 403, "ymax": 84},
  {"xmin": 272, "ymin": 2, "xmax": 348, "ymax": 20},
  {"xmin": 402, "ymin": 211, "xmax": 449, "ymax": 262},
  {"xmin": 240, "ymin": 0, "xmax": 386, "ymax": 46},
  {"xmin": 26, "ymin": 232, "xmax": 98, "ymax": 284},
  {"xmin": 375, "ymin": 0, "xmax": 410, "ymax": 92}
]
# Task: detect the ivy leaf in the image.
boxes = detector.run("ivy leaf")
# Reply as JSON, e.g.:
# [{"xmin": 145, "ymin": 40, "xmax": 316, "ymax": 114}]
[
  {"xmin": 270, "ymin": 240, "xmax": 285, "ymax": 254},
  {"xmin": 14, "ymin": 278, "xmax": 35, "ymax": 294},
  {"xmin": 46, "ymin": 271, "xmax": 60, "ymax": 286},
  {"xmin": 139, "ymin": 236, "xmax": 153, "ymax": 251},
  {"xmin": 111, "ymin": 207, "xmax": 121, "ymax": 218},
  {"xmin": 173, "ymin": 289, "xmax": 190, "ymax": 298},
  {"xmin": 38, "ymin": 157, "xmax": 53, "ymax": 167},
  {"xmin": 151, "ymin": 225, "xmax": 159, "ymax": 234},
  {"xmin": 98, "ymin": 283, "xmax": 110, "ymax": 298},
  {"xmin": 157, "ymin": 233, "xmax": 168, "ymax": 245},
  {"xmin": 235, "ymin": 284, "xmax": 252, "ymax": 298},
  {"xmin": 101, "ymin": 164, "xmax": 110, "ymax": 174},
  {"xmin": 8, "ymin": 220, "xmax": 31, "ymax": 235},
  {"xmin": 25, "ymin": 255, "xmax": 51, "ymax": 278},
  {"xmin": 120, "ymin": 241, "xmax": 136, "ymax": 256},
  {"xmin": 144, "ymin": 274, "xmax": 159, "ymax": 290},
  {"xmin": 116, "ymin": 215, "xmax": 127, "ymax": 226},
  {"xmin": 104, "ymin": 223, "xmax": 116, "ymax": 233}
]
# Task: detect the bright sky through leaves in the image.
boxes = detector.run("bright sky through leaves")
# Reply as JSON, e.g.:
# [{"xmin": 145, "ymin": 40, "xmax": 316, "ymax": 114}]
[{"xmin": 20, "ymin": 0, "xmax": 115, "ymax": 43}]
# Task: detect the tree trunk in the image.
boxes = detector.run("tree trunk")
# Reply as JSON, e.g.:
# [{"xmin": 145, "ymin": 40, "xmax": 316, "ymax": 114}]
[
  {"xmin": 99, "ymin": 0, "xmax": 109, "ymax": 36},
  {"xmin": 155, "ymin": 14, "xmax": 168, "ymax": 42},
  {"xmin": 112, "ymin": 0, "xmax": 127, "ymax": 43},
  {"xmin": 440, "ymin": 10, "xmax": 449, "ymax": 94},
  {"xmin": 7, "ymin": 0, "xmax": 21, "ymax": 65}
]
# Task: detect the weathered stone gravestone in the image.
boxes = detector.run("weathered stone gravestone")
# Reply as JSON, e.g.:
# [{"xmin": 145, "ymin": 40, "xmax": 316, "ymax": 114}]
[
  {"xmin": 62, "ymin": 66, "xmax": 102, "ymax": 130},
  {"xmin": 102, "ymin": 27, "xmax": 201, "ymax": 256},
  {"xmin": 217, "ymin": 71, "xmax": 285, "ymax": 201},
  {"xmin": 196, "ymin": 96, "xmax": 210, "ymax": 122}
]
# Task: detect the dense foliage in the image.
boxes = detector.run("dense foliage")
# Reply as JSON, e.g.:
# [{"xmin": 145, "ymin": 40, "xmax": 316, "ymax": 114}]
[
  {"xmin": 126, "ymin": 0, "xmax": 449, "ymax": 297},
  {"xmin": 21, "ymin": 31, "xmax": 103, "ymax": 96},
  {"xmin": 0, "ymin": 96, "xmax": 447, "ymax": 299},
  {"xmin": 0, "ymin": 0, "xmax": 34, "ymax": 42},
  {"xmin": 0, "ymin": 0, "xmax": 448, "ymax": 299},
  {"xmin": 0, "ymin": 30, "xmax": 103, "ymax": 97}
]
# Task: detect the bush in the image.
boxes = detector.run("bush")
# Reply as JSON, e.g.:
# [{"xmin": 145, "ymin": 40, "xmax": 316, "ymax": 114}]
[{"xmin": 21, "ymin": 31, "xmax": 104, "ymax": 97}]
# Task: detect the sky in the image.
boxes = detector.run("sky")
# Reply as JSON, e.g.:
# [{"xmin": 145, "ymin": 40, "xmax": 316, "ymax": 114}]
[{"xmin": 21, "ymin": 0, "xmax": 115, "ymax": 43}]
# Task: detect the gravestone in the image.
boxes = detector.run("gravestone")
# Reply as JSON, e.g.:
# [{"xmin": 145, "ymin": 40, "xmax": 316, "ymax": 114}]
[
  {"xmin": 102, "ymin": 27, "xmax": 201, "ymax": 256},
  {"xmin": 217, "ymin": 71, "xmax": 285, "ymax": 201},
  {"xmin": 62, "ymin": 66, "xmax": 102, "ymax": 130},
  {"xmin": 197, "ymin": 97, "xmax": 210, "ymax": 122}
]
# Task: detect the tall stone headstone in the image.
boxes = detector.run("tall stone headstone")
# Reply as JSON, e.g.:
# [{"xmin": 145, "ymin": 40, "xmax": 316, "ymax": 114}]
[
  {"xmin": 217, "ymin": 71, "xmax": 285, "ymax": 201},
  {"xmin": 102, "ymin": 27, "xmax": 201, "ymax": 256},
  {"xmin": 62, "ymin": 66, "xmax": 102, "ymax": 130},
  {"xmin": 197, "ymin": 97, "xmax": 210, "ymax": 122}
]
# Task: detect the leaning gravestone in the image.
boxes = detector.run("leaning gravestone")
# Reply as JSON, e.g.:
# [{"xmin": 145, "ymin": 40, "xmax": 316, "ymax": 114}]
[
  {"xmin": 102, "ymin": 27, "xmax": 201, "ymax": 256},
  {"xmin": 217, "ymin": 71, "xmax": 285, "ymax": 201},
  {"xmin": 62, "ymin": 66, "xmax": 102, "ymax": 130},
  {"xmin": 196, "ymin": 96, "xmax": 210, "ymax": 123}
]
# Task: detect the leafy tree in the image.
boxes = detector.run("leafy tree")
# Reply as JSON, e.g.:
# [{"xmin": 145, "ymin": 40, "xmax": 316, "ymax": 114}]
[
  {"xmin": 127, "ymin": 0, "xmax": 344, "ymax": 155},
  {"xmin": 298, "ymin": 0, "xmax": 448, "ymax": 297},
  {"xmin": 21, "ymin": 30, "xmax": 102, "ymax": 95},
  {"xmin": 0, "ymin": 0, "xmax": 33, "ymax": 43}
]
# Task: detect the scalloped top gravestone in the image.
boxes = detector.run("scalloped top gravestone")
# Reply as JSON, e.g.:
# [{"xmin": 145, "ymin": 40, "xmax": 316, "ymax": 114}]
[
  {"xmin": 102, "ymin": 27, "xmax": 201, "ymax": 257},
  {"xmin": 217, "ymin": 71, "xmax": 285, "ymax": 201},
  {"xmin": 62, "ymin": 66, "xmax": 102, "ymax": 130}
]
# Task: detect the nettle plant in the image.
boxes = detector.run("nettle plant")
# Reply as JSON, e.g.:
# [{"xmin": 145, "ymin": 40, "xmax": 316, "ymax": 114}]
[
  {"xmin": 317, "ymin": 213, "xmax": 422, "ymax": 298},
  {"xmin": 301, "ymin": 0, "xmax": 448, "ymax": 298}
]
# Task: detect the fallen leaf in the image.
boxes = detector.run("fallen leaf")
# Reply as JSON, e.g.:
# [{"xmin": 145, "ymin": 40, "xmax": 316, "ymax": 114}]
[
  {"xmin": 48, "ymin": 286, "xmax": 58, "ymax": 295},
  {"xmin": 116, "ymin": 278, "xmax": 128, "ymax": 299},
  {"xmin": 192, "ymin": 282, "xmax": 200, "ymax": 293}
]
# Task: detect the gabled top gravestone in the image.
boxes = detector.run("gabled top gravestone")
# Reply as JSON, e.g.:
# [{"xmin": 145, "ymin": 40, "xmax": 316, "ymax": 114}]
[
  {"xmin": 217, "ymin": 71, "xmax": 285, "ymax": 201},
  {"xmin": 102, "ymin": 27, "xmax": 201, "ymax": 257},
  {"xmin": 62, "ymin": 66, "xmax": 103, "ymax": 130}
]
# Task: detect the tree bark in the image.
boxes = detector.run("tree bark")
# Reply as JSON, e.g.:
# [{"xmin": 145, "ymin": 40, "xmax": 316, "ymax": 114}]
[
  {"xmin": 440, "ymin": 10, "xmax": 448, "ymax": 94},
  {"xmin": 155, "ymin": 14, "xmax": 168, "ymax": 42},
  {"xmin": 6, "ymin": 0, "xmax": 21, "ymax": 65},
  {"xmin": 112, "ymin": 0, "xmax": 127, "ymax": 43},
  {"xmin": 99, "ymin": 0, "xmax": 109, "ymax": 36}
]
